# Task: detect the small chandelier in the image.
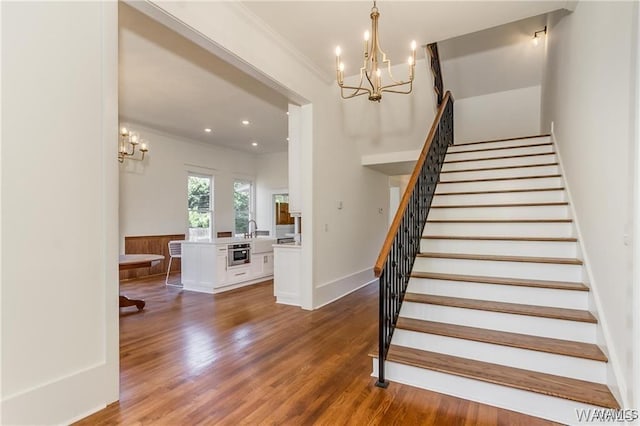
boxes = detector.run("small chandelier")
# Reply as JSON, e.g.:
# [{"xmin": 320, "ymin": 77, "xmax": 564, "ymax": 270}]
[
  {"xmin": 335, "ymin": 1, "xmax": 416, "ymax": 102},
  {"xmin": 118, "ymin": 126, "xmax": 149, "ymax": 163}
]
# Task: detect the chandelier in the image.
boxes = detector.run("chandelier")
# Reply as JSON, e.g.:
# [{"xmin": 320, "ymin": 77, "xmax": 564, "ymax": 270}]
[
  {"xmin": 335, "ymin": 1, "xmax": 416, "ymax": 102},
  {"xmin": 118, "ymin": 126, "xmax": 149, "ymax": 163}
]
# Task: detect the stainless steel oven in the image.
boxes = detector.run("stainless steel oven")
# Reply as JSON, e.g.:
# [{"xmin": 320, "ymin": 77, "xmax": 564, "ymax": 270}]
[{"xmin": 228, "ymin": 243, "xmax": 251, "ymax": 267}]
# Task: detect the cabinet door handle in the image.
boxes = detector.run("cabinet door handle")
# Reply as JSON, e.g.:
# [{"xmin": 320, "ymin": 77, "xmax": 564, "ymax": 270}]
[
  {"xmin": 225, "ymin": 257, "xmax": 228, "ymax": 271},
  {"xmin": 235, "ymin": 272, "xmax": 247, "ymax": 277}
]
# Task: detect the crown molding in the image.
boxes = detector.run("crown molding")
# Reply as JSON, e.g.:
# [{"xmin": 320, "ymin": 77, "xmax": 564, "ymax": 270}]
[{"xmin": 227, "ymin": 2, "xmax": 334, "ymax": 85}]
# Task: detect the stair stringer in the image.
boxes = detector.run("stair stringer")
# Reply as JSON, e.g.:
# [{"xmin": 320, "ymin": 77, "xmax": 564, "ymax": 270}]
[{"xmin": 551, "ymin": 130, "xmax": 626, "ymax": 408}]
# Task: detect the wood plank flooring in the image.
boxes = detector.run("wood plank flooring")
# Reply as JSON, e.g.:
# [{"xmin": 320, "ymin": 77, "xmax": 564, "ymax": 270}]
[{"xmin": 75, "ymin": 275, "xmax": 560, "ymax": 425}]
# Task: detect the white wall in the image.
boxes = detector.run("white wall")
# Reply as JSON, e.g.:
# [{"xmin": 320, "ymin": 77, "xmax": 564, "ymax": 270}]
[
  {"xmin": 143, "ymin": 1, "xmax": 394, "ymax": 309},
  {"xmin": 540, "ymin": 1, "xmax": 638, "ymax": 407},
  {"xmin": 340, "ymin": 59, "xmax": 439, "ymax": 156},
  {"xmin": 454, "ymin": 85, "xmax": 541, "ymax": 143},
  {"xmin": 119, "ymin": 124, "xmax": 259, "ymax": 243},
  {"xmin": 255, "ymin": 151, "xmax": 288, "ymax": 237},
  {"xmin": 1, "ymin": 2, "xmax": 119, "ymax": 424}
]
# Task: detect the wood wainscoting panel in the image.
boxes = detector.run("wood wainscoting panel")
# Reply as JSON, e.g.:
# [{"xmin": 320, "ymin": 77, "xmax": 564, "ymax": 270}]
[{"xmin": 121, "ymin": 234, "xmax": 185, "ymax": 281}]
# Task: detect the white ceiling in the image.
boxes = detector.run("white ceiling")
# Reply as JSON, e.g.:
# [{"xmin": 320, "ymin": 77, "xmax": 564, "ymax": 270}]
[
  {"xmin": 119, "ymin": 1, "xmax": 569, "ymax": 155},
  {"xmin": 119, "ymin": 3, "xmax": 289, "ymax": 154},
  {"xmin": 241, "ymin": 1, "xmax": 569, "ymax": 79}
]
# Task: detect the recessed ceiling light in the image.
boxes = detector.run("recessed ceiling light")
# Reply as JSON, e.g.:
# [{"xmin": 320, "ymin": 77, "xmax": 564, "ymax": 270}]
[
  {"xmin": 204, "ymin": 128, "xmax": 212, "ymax": 133},
  {"xmin": 251, "ymin": 141, "xmax": 258, "ymax": 147},
  {"xmin": 242, "ymin": 120, "xmax": 250, "ymax": 126},
  {"xmin": 286, "ymin": 112, "xmax": 289, "ymax": 116},
  {"xmin": 286, "ymin": 137, "xmax": 290, "ymax": 142}
]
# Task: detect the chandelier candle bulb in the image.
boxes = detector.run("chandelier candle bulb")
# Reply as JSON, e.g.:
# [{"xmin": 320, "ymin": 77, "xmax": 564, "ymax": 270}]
[
  {"xmin": 118, "ymin": 125, "xmax": 150, "ymax": 163},
  {"xmin": 364, "ymin": 31, "xmax": 370, "ymax": 55},
  {"xmin": 333, "ymin": 1, "xmax": 415, "ymax": 102}
]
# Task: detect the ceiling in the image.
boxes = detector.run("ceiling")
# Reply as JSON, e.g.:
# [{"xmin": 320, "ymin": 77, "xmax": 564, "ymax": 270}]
[
  {"xmin": 119, "ymin": 1, "xmax": 570, "ymax": 155},
  {"xmin": 241, "ymin": 1, "xmax": 569, "ymax": 79},
  {"xmin": 119, "ymin": 3, "xmax": 289, "ymax": 154}
]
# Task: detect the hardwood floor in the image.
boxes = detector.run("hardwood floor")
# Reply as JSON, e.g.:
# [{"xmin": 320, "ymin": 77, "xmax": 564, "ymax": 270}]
[{"xmin": 76, "ymin": 275, "xmax": 560, "ymax": 425}]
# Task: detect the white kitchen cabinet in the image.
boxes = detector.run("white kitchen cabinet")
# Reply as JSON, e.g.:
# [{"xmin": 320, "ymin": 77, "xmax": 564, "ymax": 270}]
[
  {"xmin": 214, "ymin": 247, "xmax": 227, "ymax": 288},
  {"xmin": 226, "ymin": 265, "xmax": 251, "ymax": 284},
  {"xmin": 264, "ymin": 253, "xmax": 274, "ymax": 275},
  {"xmin": 182, "ymin": 243, "xmax": 217, "ymax": 293},
  {"xmin": 181, "ymin": 238, "xmax": 276, "ymax": 294},
  {"xmin": 251, "ymin": 253, "xmax": 274, "ymax": 278},
  {"xmin": 273, "ymin": 244, "xmax": 301, "ymax": 306}
]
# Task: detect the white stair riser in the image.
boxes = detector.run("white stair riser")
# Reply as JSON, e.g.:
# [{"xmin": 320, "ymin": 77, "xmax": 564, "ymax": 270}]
[
  {"xmin": 438, "ymin": 177, "xmax": 563, "ymax": 192},
  {"xmin": 433, "ymin": 190, "xmax": 566, "ymax": 205},
  {"xmin": 448, "ymin": 136, "xmax": 552, "ymax": 153},
  {"xmin": 400, "ymin": 302, "xmax": 596, "ymax": 343},
  {"xmin": 420, "ymin": 238, "xmax": 578, "ymax": 258},
  {"xmin": 442, "ymin": 154, "xmax": 557, "ymax": 172},
  {"xmin": 428, "ymin": 205, "xmax": 569, "ymax": 220},
  {"xmin": 425, "ymin": 221, "xmax": 574, "ymax": 238},
  {"xmin": 445, "ymin": 144, "xmax": 554, "ymax": 162},
  {"xmin": 392, "ymin": 331, "xmax": 606, "ymax": 383},
  {"xmin": 372, "ymin": 359, "xmax": 606, "ymax": 425},
  {"xmin": 440, "ymin": 164, "xmax": 559, "ymax": 181},
  {"xmin": 408, "ymin": 278, "xmax": 588, "ymax": 309},
  {"xmin": 413, "ymin": 257, "xmax": 582, "ymax": 282}
]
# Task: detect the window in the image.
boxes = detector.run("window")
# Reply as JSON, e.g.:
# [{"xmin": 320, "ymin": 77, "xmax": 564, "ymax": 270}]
[
  {"xmin": 234, "ymin": 179, "xmax": 253, "ymax": 236},
  {"xmin": 188, "ymin": 174, "xmax": 213, "ymax": 240}
]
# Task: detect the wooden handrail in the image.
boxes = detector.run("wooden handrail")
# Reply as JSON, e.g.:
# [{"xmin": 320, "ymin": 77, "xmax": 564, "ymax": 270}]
[
  {"xmin": 427, "ymin": 43, "xmax": 444, "ymax": 106},
  {"xmin": 374, "ymin": 90, "xmax": 453, "ymax": 277}
]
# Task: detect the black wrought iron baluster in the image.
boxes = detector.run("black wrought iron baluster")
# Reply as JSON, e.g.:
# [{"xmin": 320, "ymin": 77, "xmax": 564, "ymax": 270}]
[{"xmin": 376, "ymin": 94, "xmax": 453, "ymax": 388}]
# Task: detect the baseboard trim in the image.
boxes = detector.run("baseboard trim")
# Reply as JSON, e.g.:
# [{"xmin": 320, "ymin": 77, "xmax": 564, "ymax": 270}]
[
  {"xmin": 314, "ymin": 268, "xmax": 377, "ymax": 309},
  {"xmin": 1, "ymin": 363, "xmax": 109, "ymax": 425}
]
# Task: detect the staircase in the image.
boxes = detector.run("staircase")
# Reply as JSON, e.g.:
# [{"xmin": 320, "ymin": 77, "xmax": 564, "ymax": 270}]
[{"xmin": 372, "ymin": 135, "xmax": 620, "ymax": 424}]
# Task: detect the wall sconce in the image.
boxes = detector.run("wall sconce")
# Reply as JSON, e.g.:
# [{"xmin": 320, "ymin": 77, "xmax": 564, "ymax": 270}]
[
  {"xmin": 532, "ymin": 26, "xmax": 547, "ymax": 46},
  {"xmin": 118, "ymin": 126, "xmax": 149, "ymax": 163}
]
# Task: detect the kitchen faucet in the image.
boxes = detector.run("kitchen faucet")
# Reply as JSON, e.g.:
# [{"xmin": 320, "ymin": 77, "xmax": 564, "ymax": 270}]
[{"xmin": 247, "ymin": 220, "xmax": 257, "ymax": 238}]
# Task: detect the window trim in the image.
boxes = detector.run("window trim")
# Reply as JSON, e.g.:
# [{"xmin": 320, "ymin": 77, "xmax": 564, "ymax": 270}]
[
  {"xmin": 233, "ymin": 178, "xmax": 255, "ymax": 236},
  {"xmin": 187, "ymin": 171, "xmax": 214, "ymax": 240}
]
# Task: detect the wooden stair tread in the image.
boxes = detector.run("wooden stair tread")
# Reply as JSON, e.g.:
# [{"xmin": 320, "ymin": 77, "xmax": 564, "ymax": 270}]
[
  {"xmin": 386, "ymin": 345, "xmax": 618, "ymax": 408},
  {"xmin": 444, "ymin": 152, "xmax": 554, "ymax": 165},
  {"xmin": 422, "ymin": 235, "xmax": 578, "ymax": 242},
  {"xmin": 410, "ymin": 271, "xmax": 588, "ymax": 291},
  {"xmin": 427, "ymin": 218, "xmax": 572, "ymax": 223},
  {"xmin": 441, "ymin": 162, "xmax": 558, "ymax": 174},
  {"xmin": 396, "ymin": 318, "xmax": 606, "ymax": 361},
  {"xmin": 440, "ymin": 174, "xmax": 561, "ymax": 184},
  {"xmin": 431, "ymin": 202, "xmax": 568, "ymax": 209},
  {"xmin": 435, "ymin": 187, "xmax": 565, "ymax": 196},
  {"xmin": 417, "ymin": 252, "xmax": 583, "ymax": 265},
  {"xmin": 452, "ymin": 134, "xmax": 551, "ymax": 147},
  {"xmin": 403, "ymin": 293, "xmax": 597, "ymax": 323},
  {"xmin": 446, "ymin": 142, "xmax": 552, "ymax": 155}
]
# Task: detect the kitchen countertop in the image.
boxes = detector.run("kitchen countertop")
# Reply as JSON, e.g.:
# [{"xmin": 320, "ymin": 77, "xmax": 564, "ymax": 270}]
[
  {"xmin": 182, "ymin": 236, "xmax": 275, "ymax": 246},
  {"xmin": 273, "ymin": 242, "xmax": 302, "ymax": 248}
]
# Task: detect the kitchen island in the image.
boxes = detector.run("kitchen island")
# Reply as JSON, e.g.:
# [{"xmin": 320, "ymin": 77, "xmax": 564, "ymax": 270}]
[{"xmin": 181, "ymin": 237, "xmax": 276, "ymax": 294}]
